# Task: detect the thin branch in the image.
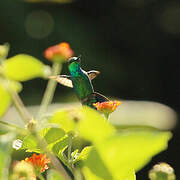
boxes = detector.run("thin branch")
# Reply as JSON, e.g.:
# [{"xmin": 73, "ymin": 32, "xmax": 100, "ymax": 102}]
[
  {"xmin": 7, "ymin": 83, "xmax": 71, "ymax": 180},
  {"xmin": 0, "ymin": 120, "xmax": 24, "ymax": 130},
  {"xmin": 9, "ymin": 89, "xmax": 32, "ymax": 123},
  {"xmin": 34, "ymin": 132, "xmax": 72, "ymax": 180},
  {"xmin": 68, "ymin": 134, "xmax": 73, "ymax": 163},
  {"xmin": 37, "ymin": 62, "xmax": 62, "ymax": 119}
]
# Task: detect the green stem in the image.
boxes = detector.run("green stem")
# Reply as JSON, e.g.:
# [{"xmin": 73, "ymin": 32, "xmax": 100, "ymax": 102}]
[
  {"xmin": 37, "ymin": 173, "xmax": 45, "ymax": 180},
  {"xmin": 8, "ymin": 89, "xmax": 32, "ymax": 123},
  {"xmin": 68, "ymin": 134, "xmax": 73, "ymax": 162},
  {"xmin": 34, "ymin": 132, "xmax": 72, "ymax": 180},
  {"xmin": 0, "ymin": 120, "xmax": 24, "ymax": 130},
  {"xmin": 104, "ymin": 113, "xmax": 109, "ymax": 120},
  {"xmin": 37, "ymin": 62, "xmax": 62, "ymax": 119},
  {"xmin": 6, "ymin": 82, "xmax": 71, "ymax": 180}
]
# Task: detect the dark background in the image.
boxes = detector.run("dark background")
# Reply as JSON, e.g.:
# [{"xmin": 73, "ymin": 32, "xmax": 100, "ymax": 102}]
[{"xmin": 0, "ymin": 0, "xmax": 179, "ymax": 179}]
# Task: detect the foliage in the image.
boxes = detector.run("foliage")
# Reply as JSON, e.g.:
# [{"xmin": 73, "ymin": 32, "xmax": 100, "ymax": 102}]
[{"xmin": 0, "ymin": 43, "xmax": 175, "ymax": 180}]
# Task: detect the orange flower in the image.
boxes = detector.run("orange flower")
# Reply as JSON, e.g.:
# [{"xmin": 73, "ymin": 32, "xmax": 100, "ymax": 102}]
[
  {"xmin": 93, "ymin": 101, "xmax": 122, "ymax": 118},
  {"xmin": 44, "ymin": 42, "xmax": 74, "ymax": 62},
  {"xmin": 23, "ymin": 154, "xmax": 50, "ymax": 173}
]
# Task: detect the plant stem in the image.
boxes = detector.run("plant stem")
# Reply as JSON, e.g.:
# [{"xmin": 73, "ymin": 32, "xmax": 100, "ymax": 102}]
[
  {"xmin": 7, "ymin": 84, "xmax": 71, "ymax": 180},
  {"xmin": 37, "ymin": 62, "xmax": 62, "ymax": 119},
  {"xmin": 0, "ymin": 120, "xmax": 24, "ymax": 130},
  {"xmin": 37, "ymin": 173, "xmax": 45, "ymax": 180},
  {"xmin": 8, "ymin": 89, "xmax": 32, "ymax": 123},
  {"xmin": 104, "ymin": 113, "xmax": 109, "ymax": 120},
  {"xmin": 68, "ymin": 134, "xmax": 73, "ymax": 162},
  {"xmin": 34, "ymin": 132, "xmax": 72, "ymax": 180}
]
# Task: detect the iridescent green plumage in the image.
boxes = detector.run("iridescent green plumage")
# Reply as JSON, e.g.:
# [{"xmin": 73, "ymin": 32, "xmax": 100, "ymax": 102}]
[{"xmin": 51, "ymin": 56, "xmax": 109, "ymax": 109}]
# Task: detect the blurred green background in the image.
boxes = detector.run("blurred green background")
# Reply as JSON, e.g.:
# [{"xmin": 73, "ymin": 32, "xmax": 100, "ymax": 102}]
[{"xmin": 0, "ymin": 0, "xmax": 180, "ymax": 179}]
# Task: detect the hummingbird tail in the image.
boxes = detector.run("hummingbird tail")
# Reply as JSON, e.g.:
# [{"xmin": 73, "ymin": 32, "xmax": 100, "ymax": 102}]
[
  {"xmin": 81, "ymin": 92, "xmax": 109, "ymax": 109},
  {"xmin": 93, "ymin": 92, "xmax": 109, "ymax": 103}
]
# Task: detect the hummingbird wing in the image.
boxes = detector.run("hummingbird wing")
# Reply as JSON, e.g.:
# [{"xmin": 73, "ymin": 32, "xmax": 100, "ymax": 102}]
[
  {"xmin": 49, "ymin": 71, "xmax": 100, "ymax": 88},
  {"xmin": 87, "ymin": 70, "xmax": 100, "ymax": 80},
  {"xmin": 49, "ymin": 75, "xmax": 73, "ymax": 88}
]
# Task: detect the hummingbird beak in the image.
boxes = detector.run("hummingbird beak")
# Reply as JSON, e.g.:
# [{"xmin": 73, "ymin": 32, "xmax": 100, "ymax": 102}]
[
  {"xmin": 77, "ymin": 55, "xmax": 81, "ymax": 62},
  {"xmin": 76, "ymin": 55, "xmax": 81, "ymax": 64}
]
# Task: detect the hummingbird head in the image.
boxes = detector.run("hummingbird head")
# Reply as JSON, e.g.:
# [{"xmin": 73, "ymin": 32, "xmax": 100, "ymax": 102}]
[
  {"xmin": 68, "ymin": 55, "xmax": 81, "ymax": 65},
  {"xmin": 68, "ymin": 55, "xmax": 81, "ymax": 72}
]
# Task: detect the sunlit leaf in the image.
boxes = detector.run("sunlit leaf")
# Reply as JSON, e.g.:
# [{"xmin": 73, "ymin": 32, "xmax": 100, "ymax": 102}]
[
  {"xmin": 74, "ymin": 146, "xmax": 92, "ymax": 166},
  {"xmin": 50, "ymin": 136, "xmax": 72, "ymax": 170},
  {"xmin": 0, "ymin": 80, "xmax": 22, "ymax": 118},
  {"xmin": 49, "ymin": 109, "xmax": 76, "ymax": 132},
  {"xmin": 84, "ymin": 147, "xmax": 114, "ymax": 180},
  {"xmin": 51, "ymin": 136, "xmax": 69, "ymax": 156},
  {"xmin": 82, "ymin": 166, "xmax": 106, "ymax": 180},
  {"xmin": 94, "ymin": 129, "xmax": 171, "ymax": 179},
  {"xmin": 81, "ymin": 128, "xmax": 171, "ymax": 180},
  {"xmin": 83, "ymin": 147, "xmax": 136, "ymax": 180},
  {"xmin": 44, "ymin": 127, "xmax": 65, "ymax": 144},
  {"xmin": 22, "ymin": 134, "xmax": 41, "ymax": 153},
  {"xmin": 0, "ymin": 133, "xmax": 15, "ymax": 180},
  {"xmin": 3, "ymin": 54, "xmax": 51, "ymax": 81},
  {"xmin": 76, "ymin": 106, "xmax": 115, "ymax": 143},
  {"xmin": 0, "ymin": 84, "xmax": 11, "ymax": 118},
  {"xmin": 47, "ymin": 169, "xmax": 64, "ymax": 180}
]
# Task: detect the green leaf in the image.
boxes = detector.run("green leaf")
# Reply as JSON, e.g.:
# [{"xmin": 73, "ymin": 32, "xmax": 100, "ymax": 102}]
[
  {"xmin": 47, "ymin": 169, "xmax": 64, "ymax": 180},
  {"xmin": 95, "ymin": 129, "xmax": 171, "ymax": 179},
  {"xmin": 3, "ymin": 54, "xmax": 51, "ymax": 81},
  {"xmin": 82, "ymin": 166, "xmax": 107, "ymax": 180},
  {"xmin": 0, "ymin": 84, "xmax": 11, "ymax": 118},
  {"xmin": 44, "ymin": 127, "xmax": 66, "ymax": 144},
  {"xmin": 84, "ymin": 147, "xmax": 114, "ymax": 180},
  {"xmin": 51, "ymin": 136, "xmax": 72, "ymax": 170},
  {"xmin": 74, "ymin": 146, "xmax": 92, "ymax": 166},
  {"xmin": 51, "ymin": 136, "xmax": 69, "ymax": 155},
  {"xmin": 83, "ymin": 147, "xmax": 136, "ymax": 180},
  {"xmin": 76, "ymin": 107, "xmax": 115, "ymax": 143},
  {"xmin": 21, "ymin": 127, "xmax": 66, "ymax": 153},
  {"xmin": 0, "ymin": 80, "xmax": 22, "ymax": 118},
  {"xmin": 0, "ymin": 133, "xmax": 15, "ymax": 180},
  {"xmin": 82, "ymin": 128, "xmax": 171, "ymax": 180},
  {"xmin": 49, "ymin": 109, "xmax": 76, "ymax": 133},
  {"xmin": 22, "ymin": 134, "xmax": 41, "ymax": 153}
]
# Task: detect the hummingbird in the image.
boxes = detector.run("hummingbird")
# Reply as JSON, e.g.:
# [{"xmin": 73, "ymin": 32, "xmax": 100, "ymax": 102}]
[{"xmin": 50, "ymin": 56, "xmax": 109, "ymax": 109}]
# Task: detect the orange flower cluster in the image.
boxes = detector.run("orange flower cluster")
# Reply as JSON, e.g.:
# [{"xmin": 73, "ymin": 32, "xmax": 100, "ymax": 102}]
[
  {"xmin": 24, "ymin": 154, "xmax": 50, "ymax": 173},
  {"xmin": 93, "ymin": 101, "xmax": 122, "ymax": 116},
  {"xmin": 44, "ymin": 42, "xmax": 74, "ymax": 62}
]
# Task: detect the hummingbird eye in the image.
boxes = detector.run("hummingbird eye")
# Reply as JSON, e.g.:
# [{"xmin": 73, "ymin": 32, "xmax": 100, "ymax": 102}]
[{"xmin": 68, "ymin": 56, "xmax": 81, "ymax": 64}]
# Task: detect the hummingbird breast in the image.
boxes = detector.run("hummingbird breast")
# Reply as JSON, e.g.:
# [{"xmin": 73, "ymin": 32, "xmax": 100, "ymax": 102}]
[{"xmin": 71, "ymin": 71, "xmax": 94, "ymax": 100}]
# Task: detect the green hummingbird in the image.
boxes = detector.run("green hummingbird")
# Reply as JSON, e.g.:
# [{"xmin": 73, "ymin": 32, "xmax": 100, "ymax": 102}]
[{"xmin": 50, "ymin": 56, "xmax": 109, "ymax": 109}]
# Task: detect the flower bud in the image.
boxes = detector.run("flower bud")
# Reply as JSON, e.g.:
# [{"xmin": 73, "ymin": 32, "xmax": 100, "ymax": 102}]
[
  {"xmin": 149, "ymin": 163, "xmax": 176, "ymax": 180},
  {"xmin": 44, "ymin": 42, "xmax": 74, "ymax": 63}
]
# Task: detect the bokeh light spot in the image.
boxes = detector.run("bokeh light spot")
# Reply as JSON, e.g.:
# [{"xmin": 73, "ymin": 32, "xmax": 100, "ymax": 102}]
[{"xmin": 25, "ymin": 10, "xmax": 54, "ymax": 39}]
